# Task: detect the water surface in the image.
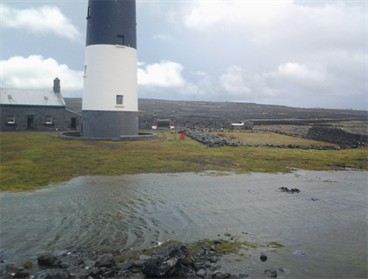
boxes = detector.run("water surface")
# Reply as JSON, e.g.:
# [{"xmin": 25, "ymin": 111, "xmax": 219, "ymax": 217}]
[{"xmin": 0, "ymin": 171, "xmax": 367, "ymax": 278}]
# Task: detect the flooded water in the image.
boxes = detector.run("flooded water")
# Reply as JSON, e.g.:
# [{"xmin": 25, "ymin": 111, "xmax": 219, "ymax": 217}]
[{"xmin": 0, "ymin": 170, "xmax": 367, "ymax": 278}]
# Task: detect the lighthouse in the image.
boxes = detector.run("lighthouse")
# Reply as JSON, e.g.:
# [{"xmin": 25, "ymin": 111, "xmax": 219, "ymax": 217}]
[{"xmin": 82, "ymin": 0, "xmax": 138, "ymax": 138}]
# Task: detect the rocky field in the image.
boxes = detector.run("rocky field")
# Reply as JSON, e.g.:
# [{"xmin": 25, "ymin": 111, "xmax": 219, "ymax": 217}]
[{"xmin": 64, "ymin": 98, "xmax": 367, "ymax": 131}]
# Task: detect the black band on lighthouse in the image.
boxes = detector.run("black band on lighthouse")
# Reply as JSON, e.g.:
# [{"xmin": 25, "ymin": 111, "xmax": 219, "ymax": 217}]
[{"xmin": 86, "ymin": 0, "xmax": 136, "ymax": 49}]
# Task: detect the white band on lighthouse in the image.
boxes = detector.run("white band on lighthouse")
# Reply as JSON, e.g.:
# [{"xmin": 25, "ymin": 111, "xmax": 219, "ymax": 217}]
[{"xmin": 83, "ymin": 45, "xmax": 138, "ymax": 112}]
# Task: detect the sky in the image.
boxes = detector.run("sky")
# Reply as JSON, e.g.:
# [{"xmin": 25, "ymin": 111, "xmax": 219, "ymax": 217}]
[{"xmin": 0, "ymin": 0, "xmax": 367, "ymax": 110}]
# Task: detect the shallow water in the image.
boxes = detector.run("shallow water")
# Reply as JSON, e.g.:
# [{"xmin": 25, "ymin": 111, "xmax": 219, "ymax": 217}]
[{"xmin": 0, "ymin": 170, "xmax": 367, "ymax": 278}]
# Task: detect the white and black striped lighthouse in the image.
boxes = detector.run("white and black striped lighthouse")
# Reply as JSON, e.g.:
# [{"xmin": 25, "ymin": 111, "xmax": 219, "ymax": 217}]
[{"xmin": 82, "ymin": 0, "xmax": 138, "ymax": 138}]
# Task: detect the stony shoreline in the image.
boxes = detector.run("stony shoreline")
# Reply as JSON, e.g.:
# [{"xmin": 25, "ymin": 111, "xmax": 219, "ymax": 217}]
[{"xmin": 0, "ymin": 236, "xmax": 286, "ymax": 279}]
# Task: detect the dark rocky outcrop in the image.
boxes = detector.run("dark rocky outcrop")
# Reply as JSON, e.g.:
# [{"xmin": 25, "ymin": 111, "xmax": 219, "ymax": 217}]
[
  {"xmin": 142, "ymin": 245, "xmax": 187, "ymax": 277},
  {"xmin": 95, "ymin": 254, "xmax": 115, "ymax": 268},
  {"xmin": 37, "ymin": 253, "xmax": 61, "ymax": 268}
]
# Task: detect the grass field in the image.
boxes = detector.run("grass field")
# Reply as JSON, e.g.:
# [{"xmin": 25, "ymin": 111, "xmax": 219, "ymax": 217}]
[{"xmin": 0, "ymin": 131, "xmax": 367, "ymax": 191}]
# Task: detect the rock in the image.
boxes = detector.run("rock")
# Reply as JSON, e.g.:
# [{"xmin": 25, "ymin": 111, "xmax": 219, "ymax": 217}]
[
  {"xmin": 311, "ymin": 197, "xmax": 319, "ymax": 201},
  {"xmin": 72, "ymin": 268, "xmax": 91, "ymax": 279},
  {"xmin": 100, "ymin": 266, "xmax": 115, "ymax": 277},
  {"xmin": 89, "ymin": 267, "xmax": 100, "ymax": 277},
  {"xmin": 142, "ymin": 244, "xmax": 187, "ymax": 277},
  {"xmin": 194, "ymin": 261, "xmax": 207, "ymax": 271},
  {"xmin": 293, "ymin": 250, "xmax": 305, "ymax": 256},
  {"xmin": 175, "ymin": 263, "xmax": 196, "ymax": 278},
  {"xmin": 133, "ymin": 259, "xmax": 145, "ymax": 268},
  {"xmin": 279, "ymin": 187, "xmax": 300, "ymax": 194},
  {"xmin": 264, "ymin": 269, "xmax": 277, "ymax": 278},
  {"xmin": 139, "ymin": 254, "xmax": 151, "ymax": 261},
  {"xmin": 95, "ymin": 253, "xmax": 115, "ymax": 268},
  {"xmin": 196, "ymin": 268, "xmax": 207, "ymax": 278},
  {"xmin": 279, "ymin": 267, "xmax": 291, "ymax": 274},
  {"xmin": 59, "ymin": 262, "xmax": 69, "ymax": 269},
  {"xmin": 117, "ymin": 261, "xmax": 134, "ymax": 270},
  {"xmin": 37, "ymin": 253, "xmax": 61, "ymax": 267},
  {"xmin": 209, "ymin": 255, "xmax": 219, "ymax": 263},
  {"xmin": 83, "ymin": 259, "xmax": 96, "ymax": 269},
  {"xmin": 260, "ymin": 254, "xmax": 267, "ymax": 262},
  {"xmin": 212, "ymin": 271, "xmax": 231, "ymax": 279},
  {"xmin": 34, "ymin": 269, "xmax": 69, "ymax": 279},
  {"xmin": 4, "ymin": 264, "xmax": 21, "ymax": 274},
  {"xmin": 13, "ymin": 270, "xmax": 30, "ymax": 278}
]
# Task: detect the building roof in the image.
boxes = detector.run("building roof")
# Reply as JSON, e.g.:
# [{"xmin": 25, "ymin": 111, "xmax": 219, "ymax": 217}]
[{"xmin": 0, "ymin": 88, "xmax": 65, "ymax": 107}]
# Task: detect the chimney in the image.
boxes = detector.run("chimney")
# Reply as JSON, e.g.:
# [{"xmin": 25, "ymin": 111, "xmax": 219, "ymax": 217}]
[{"xmin": 53, "ymin": 78, "xmax": 61, "ymax": 93}]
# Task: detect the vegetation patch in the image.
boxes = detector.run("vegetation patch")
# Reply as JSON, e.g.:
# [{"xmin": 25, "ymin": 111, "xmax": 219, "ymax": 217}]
[
  {"xmin": 1, "ymin": 131, "xmax": 367, "ymax": 191},
  {"xmin": 268, "ymin": 241, "xmax": 285, "ymax": 248}
]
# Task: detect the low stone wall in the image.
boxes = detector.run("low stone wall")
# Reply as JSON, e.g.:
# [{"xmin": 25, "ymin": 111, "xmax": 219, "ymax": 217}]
[
  {"xmin": 306, "ymin": 126, "xmax": 368, "ymax": 147},
  {"xmin": 181, "ymin": 128, "xmax": 243, "ymax": 148},
  {"xmin": 59, "ymin": 131, "xmax": 156, "ymax": 141},
  {"xmin": 180, "ymin": 128, "xmax": 340, "ymax": 150}
]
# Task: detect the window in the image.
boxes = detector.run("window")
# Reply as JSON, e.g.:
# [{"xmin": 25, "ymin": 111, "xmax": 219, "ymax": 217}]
[
  {"xmin": 7, "ymin": 115, "xmax": 15, "ymax": 124},
  {"xmin": 45, "ymin": 115, "xmax": 53, "ymax": 125},
  {"xmin": 116, "ymin": 95, "xmax": 124, "ymax": 105},
  {"xmin": 117, "ymin": 35, "xmax": 125, "ymax": 46},
  {"xmin": 86, "ymin": 6, "xmax": 91, "ymax": 19}
]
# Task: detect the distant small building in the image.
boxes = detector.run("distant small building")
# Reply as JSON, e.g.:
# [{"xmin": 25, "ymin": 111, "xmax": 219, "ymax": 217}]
[
  {"xmin": 151, "ymin": 118, "xmax": 175, "ymax": 130},
  {"xmin": 0, "ymin": 78, "xmax": 81, "ymax": 132},
  {"xmin": 230, "ymin": 120, "xmax": 253, "ymax": 130}
]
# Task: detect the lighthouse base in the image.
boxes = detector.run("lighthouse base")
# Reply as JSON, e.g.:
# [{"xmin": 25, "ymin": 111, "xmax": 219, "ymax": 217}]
[{"xmin": 82, "ymin": 110, "xmax": 138, "ymax": 139}]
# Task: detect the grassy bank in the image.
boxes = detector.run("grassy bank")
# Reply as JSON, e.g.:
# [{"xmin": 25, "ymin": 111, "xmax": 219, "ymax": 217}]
[{"xmin": 0, "ymin": 131, "xmax": 367, "ymax": 191}]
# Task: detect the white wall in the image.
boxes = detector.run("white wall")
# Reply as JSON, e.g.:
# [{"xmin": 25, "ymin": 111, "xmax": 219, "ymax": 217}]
[{"xmin": 82, "ymin": 45, "xmax": 138, "ymax": 112}]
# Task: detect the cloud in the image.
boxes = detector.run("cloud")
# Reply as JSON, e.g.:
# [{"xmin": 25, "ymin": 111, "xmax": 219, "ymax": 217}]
[
  {"xmin": 0, "ymin": 55, "xmax": 83, "ymax": 91},
  {"xmin": 137, "ymin": 62, "xmax": 208, "ymax": 100},
  {"xmin": 267, "ymin": 63, "xmax": 326, "ymax": 83},
  {"xmin": 0, "ymin": 4, "xmax": 81, "ymax": 42},
  {"xmin": 182, "ymin": 0, "xmax": 364, "ymax": 52},
  {"xmin": 183, "ymin": 0, "xmax": 293, "ymax": 31},
  {"xmin": 138, "ymin": 60, "xmax": 186, "ymax": 88},
  {"xmin": 220, "ymin": 66, "xmax": 251, "ymax": 97},
  {"xmin": 152, "ymin": 33, "xmax": 175, "ymax": 43},
  {"xmin": 173, "ymin": 0, "xmax": 366, "ymax": 108}
]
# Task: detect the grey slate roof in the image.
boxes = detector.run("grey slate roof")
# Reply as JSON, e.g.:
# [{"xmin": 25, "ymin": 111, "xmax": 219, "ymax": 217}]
[{"xmin": 0, "ymin": 88, "xmax": 65, "ymax": 107}]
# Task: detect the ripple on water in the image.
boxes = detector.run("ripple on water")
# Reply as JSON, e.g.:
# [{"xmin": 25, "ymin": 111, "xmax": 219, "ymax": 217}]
[{"xmin": 0, "ymin": 171, "xmax": 367, "ymax": 278}]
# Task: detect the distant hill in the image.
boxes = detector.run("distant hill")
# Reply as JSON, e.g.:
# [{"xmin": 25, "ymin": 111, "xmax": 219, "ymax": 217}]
[{"xmin": 64, "ymin": 98, "xmax": 367, "ymax": 129}]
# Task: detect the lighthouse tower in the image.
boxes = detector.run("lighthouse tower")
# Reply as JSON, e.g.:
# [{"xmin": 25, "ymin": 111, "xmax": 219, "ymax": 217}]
[{"xmin": 82, "ymin": 0, "xmax": 138, "ymax": 138}]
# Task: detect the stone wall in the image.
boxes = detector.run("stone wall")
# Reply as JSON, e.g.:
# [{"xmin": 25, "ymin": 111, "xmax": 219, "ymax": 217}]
[
  {"xmin": 180, "ymin": 128, "xmax": 340, "ymax": 150},
  {"xmin": 306, "ymin": 125, "xmax": 368, "ymax": 147}
]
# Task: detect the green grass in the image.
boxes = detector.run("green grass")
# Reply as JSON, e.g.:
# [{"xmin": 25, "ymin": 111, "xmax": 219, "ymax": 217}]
[{"xmin": 1, "ymin": 131, "xmax": 367, "ymax": 191}]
